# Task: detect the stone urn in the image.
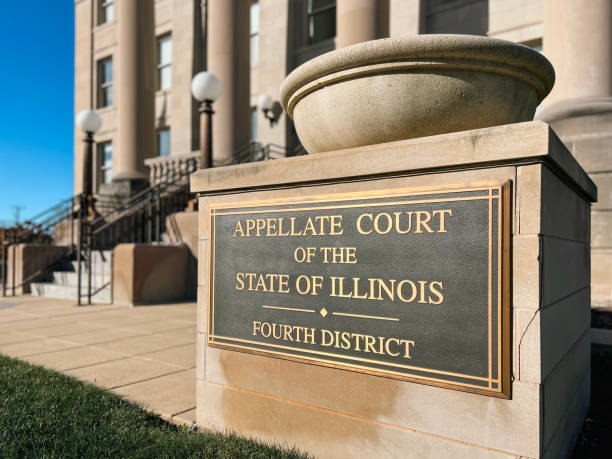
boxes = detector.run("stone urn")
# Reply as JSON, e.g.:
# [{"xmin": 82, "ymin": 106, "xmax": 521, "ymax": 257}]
[{"xmin": 280, "ymin": 34, "xmax": 555, "ymax": 154}]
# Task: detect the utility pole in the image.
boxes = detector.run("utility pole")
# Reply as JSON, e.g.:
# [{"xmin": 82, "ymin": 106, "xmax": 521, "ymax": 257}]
[{"xmin": 11, "ymin": 206, "xmax": 24, "ymax": 226}]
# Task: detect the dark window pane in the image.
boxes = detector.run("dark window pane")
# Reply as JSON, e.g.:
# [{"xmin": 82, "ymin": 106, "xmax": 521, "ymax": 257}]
[
  {"xmin": 309, "ymin": 9, "xmax": 335, "ymax": 43},
  {"xmin": 309, "ymin": 0, "xmax": 335, "ymax": 12},
  {"xmin": 158, "ymin": 129, "xmax": 170, "ymax": 157},
  {"xmin": 103, "ymin": 59, "xmax": 112, "ymax": 83},
  {"xmin": 104, "ymin": 85, "xmax": 113, "ymax": 106}
]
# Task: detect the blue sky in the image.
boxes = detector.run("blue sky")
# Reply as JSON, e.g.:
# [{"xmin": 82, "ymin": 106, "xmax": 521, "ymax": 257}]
[{"xmin": 0, "ymin": 2, "xmax": 74, "ymax": 225}]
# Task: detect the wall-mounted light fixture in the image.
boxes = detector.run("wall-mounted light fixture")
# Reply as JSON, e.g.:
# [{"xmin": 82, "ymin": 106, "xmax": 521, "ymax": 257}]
[{"xmin": 257, "ymin": 94, "xmax": 279, "ymax": 126}]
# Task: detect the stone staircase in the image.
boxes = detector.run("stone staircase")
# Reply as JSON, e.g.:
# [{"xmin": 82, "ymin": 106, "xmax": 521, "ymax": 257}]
[{"xmin": 30, "ymin": 250, "xmax": 112, "ymax": 303}]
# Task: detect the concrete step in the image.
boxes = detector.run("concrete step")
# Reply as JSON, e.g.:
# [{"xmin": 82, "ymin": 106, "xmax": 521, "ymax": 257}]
[
  {"xmin": 70, "ymin": 260, "xmax": 111, "ymax": 274},
  {"xmin": 30, "ymin": 282, "xmax": 111, "ymax": 303},
  {"xmin": 90, "ymin": 250, "xmax": 112, "ymax": 263},
  {"xmin": 51, "ymin": 271, "xmax": 110, "ymax": 288}
]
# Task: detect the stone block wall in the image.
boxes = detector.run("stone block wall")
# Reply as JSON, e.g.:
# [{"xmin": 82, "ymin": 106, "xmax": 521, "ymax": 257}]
[{"xmin": 549, "ymin": 111, "xmax": 612, "ymax": 311}]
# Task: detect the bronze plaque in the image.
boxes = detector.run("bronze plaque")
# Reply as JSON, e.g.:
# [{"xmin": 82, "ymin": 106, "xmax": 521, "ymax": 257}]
[{"xmin": 207, "ymin": 181, "xmax": 510, "ymax": 397}]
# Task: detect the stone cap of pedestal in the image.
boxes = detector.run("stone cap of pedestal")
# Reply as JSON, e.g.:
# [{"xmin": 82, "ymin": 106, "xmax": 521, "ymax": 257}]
[{"xmin": 190, "ymin": 121, "xmax": 597, "ymax": 203}]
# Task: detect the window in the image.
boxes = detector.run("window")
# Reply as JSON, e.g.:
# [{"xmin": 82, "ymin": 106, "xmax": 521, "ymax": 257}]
[
  {"xmin": 307, "ymin": 0, "xmax": 336, "ymax": 44},
  {"xmin": 99, "ymin": 141, "xmax": 112, "ymax": 186},
  {"xmin": 250, "ymin": 2, "xmax": 259, "ymax": 66},
  {"xmin": 97, "ymin": 57, "xmax": 113, "ymax": 108},
  {"xmin": 158, "ymin": 129, "xmax": 170, "ymax": 157},
  {"xmin": 99, "ymin": 0, "xmax": 114, "ymax": 24},
  {"xmin": 251, "ymin": 107, "xmax": 258, "ymax": 141},
  {"xmin": 157, "ymin": 35, "xmax": 172, "ymax": 90}
]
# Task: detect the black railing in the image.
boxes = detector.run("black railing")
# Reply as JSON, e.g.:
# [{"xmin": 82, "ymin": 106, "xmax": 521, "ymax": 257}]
[
  {"xmin": 77, "ymin": 162, "xmax": 194, "ymax": 305},
  {"xmin": 1, "ymin": 195, "xmax": 81, "ymax": 297},
  {"xmin": 2, "ymin": 141, "xmax": 308, "ymax": 302}
]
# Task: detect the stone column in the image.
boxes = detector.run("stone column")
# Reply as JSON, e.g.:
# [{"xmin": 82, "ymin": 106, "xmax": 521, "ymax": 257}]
[
  {"xmin": 336, "ymin": 0, "xmax": 389, "ymax": 49},
  {"xmin": 389, "ymin": 0, "xmax": 422, "ymax": 37},
  {"xmin": 539, "ymin": 0, "xmax": 612, "ymax": 310},
  {"xmin": 114, "ymin": 0, "xmax": 155, "ymax": 194},
  {"xmin": 207, "ymin": 0, "xmax": 251, "ymax": 166},
  {"xmin": 541, "ymin": 0, "xmax": 612, "ymax": 111}
]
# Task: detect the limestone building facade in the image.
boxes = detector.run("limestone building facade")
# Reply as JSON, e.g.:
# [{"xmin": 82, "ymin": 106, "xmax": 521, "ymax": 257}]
[{"xmin": 73, "ymin": 0, "xmax": 612, "ymax": 310}]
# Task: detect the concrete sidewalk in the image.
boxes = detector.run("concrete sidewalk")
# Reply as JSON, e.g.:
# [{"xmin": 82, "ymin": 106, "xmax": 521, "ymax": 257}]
[{"xmin": 0, "ymin": 295, "xmax": 197, "ymax": 426}]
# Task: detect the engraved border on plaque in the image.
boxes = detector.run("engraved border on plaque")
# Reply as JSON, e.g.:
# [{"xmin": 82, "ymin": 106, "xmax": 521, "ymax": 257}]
[{"xmin": 206, "ymin": 181, "xmax": 511, "ymax": 398}]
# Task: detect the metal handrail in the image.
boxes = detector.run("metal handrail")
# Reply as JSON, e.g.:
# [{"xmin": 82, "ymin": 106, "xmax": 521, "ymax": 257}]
[
  {"xmin": 2, "ymin": 141, "xmax": 308, "ymax": 301},
  {"xmin": 2, "ymin": 195, "xmax": 81, "ymax": 297}
]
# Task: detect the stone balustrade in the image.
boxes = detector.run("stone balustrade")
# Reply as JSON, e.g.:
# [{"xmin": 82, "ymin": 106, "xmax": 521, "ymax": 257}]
[{"xmin": 144, "ymin": 152, "xmax": 200, "ymax": 186}]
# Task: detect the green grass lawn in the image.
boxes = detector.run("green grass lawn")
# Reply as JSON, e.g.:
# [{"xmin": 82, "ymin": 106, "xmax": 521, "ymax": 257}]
[
  {"xmin": 1, "ymin": 346, "xmax": 611, "ymax": 458},
  {"xmin": 0, "ymin": 354, "xmax": 309, "ymax": 458}
]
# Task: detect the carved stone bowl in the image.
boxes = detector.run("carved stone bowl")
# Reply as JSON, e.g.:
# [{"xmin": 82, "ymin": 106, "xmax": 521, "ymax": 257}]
[{"xmin": 280, "ymin": 34, "xmax": 555, "ymax": 154}]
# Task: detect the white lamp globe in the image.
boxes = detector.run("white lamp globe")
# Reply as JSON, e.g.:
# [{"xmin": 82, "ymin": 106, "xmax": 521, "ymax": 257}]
[
  {"xmin": 75, "ymin": 109, "xmax": 102, "ymax": 134},
  {"xmin": 191, "ymin": 72, "xmax": 222, "ymax": 102},
  {"xmin": 257, "ymin": 94, "xmax": 274, "ymax": 111}
]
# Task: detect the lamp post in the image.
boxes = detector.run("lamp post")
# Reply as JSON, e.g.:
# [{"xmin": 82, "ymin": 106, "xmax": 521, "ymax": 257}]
[
  {"xmin": 75, "ymin": 109, "xmax": 101, "ymax": 307},
  {"xmin": 257, "ymin": 93, "xmax": 277, "ymax": 126},
  {"xmin": 75, "ymin": 109, "xmax": 102, "ymax": 218},
  {"xmin": 191, "ymin": 72, "xmax": 222, "ymax": 169}
]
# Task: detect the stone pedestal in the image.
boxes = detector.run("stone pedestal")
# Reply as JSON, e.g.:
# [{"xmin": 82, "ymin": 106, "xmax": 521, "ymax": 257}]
[
  {"xmin": 112, "ymin": 243, "xmax": 193, "ymax": 306},
  {"xmin": 5, "ymin": 244, "xmax": 69, "ymax": 295},
  {"xmin": 191, "ymin": 121, "xmax": 595, "ymax": 458}
]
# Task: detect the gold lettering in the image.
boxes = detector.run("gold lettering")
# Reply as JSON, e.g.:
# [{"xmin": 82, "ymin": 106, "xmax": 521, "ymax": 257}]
[
  {"xmin": 394, "ymin": 211, "xmax": 413, "ymax": 234},
  {"xmin": 311, "ymin": 276, "xmax": 324, "ymax": 296},
  {"xmin": 364, "ymin": 335, "xmax": 377, "ymax": 353},
  {"xmin": 295, "ymin": 275, "xmax": 310, "ymax": 295},
  {"xmin": 415, "ymin": 211, "xmax": 434, "ymax": 233},
  {"xmin": 341, "ymin": 332, "xmax": 351, "ymax": 349},
  {"xmin": 278, "ymin": 217, "xmax": 290, "ymax": 236},
  {"xmin": 356, "ymin": 213, "xmax": 373, "ymax": 235},
  {"xmin": 278, "ymin": 275, "xmax": 290, "ymax": 293},
  {"xmin": 266, "ymin": 218, "xmax": 278, "ymax": 236},
  {"xmin": 302, "ymin": 217, "xmax": 316, "ymax": 236},
  {"xmin": 385, "ymin": 338, "xmax": 401, "ymax": 356},
  {"xmin": 352, "ymin": 277, "xmax": 369, "ymax": 299},
  {"xmin": 330, "ymin": 215, "xmax": 343, "ymax": 235},
  {"xmin": 397, "ymin": 280, "xmax": 417, "ymax": 303},
  {"xmin": 418, "ymin": 280, "xmax": 427, "ymax": 304},
  {"xmin": 353, "ymin": 333, "xmax": 365, "ymax": 351},
  {"xmin": 289, "ymin": 217, "xmax": 301, "ymax": 236},
  {"xmin": 303, "ymin": 327, "xmax": 315, "ymax": 344},
  {"xmin": 261, "ymin": 322, "xmax": 271, "ymax": 337},
  {"xmin": 235, "ymin": 272, "xmax": 245, "ymax": 290},
  {"xmin": 374, "ymin": 212, "xmax": 393, "ymax": 234},
  {"xmin": 314, "ymin": 215, "xmax": 328, "ymax": 234},
  {"xmin": 255, "ymin": 219, "xmax": 265, "ymax": 236},
  {"xmin": 321, "ymin": 329, "xmax": 333, "ymax": 346},
  {"xmin": 429, "ymin": 281, "xmax": 444, "ymax": 304},
  {"xmin": 233, "ymin": 220, "xmax": 245, "ymax": 237},
  {"xmin": 245, "ymin": 219, "xmax": 256, "ymax": 236},
  {"xmin": 272, "ymin": 323, "xmax": 282, "ymax": 340},
  {"xmin": 377, "ymin": 278, "xmax": 396, "ymax": 301},
  {"xmin": 400, "ymin": 339, "xmax": 415, "ymax": 358},
  {"xmin": 433, "ymin": 209, "xmax": 452, "ymax": 232}
]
